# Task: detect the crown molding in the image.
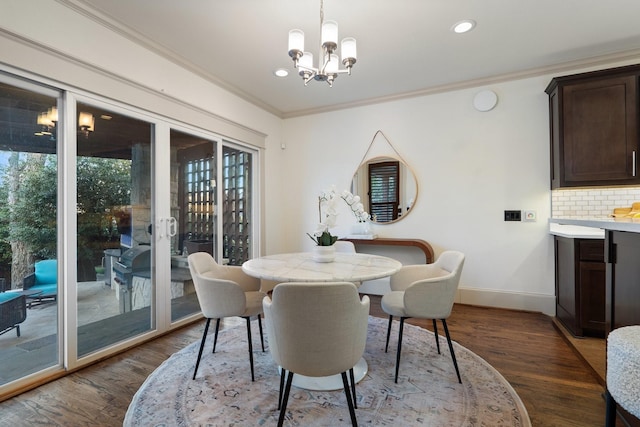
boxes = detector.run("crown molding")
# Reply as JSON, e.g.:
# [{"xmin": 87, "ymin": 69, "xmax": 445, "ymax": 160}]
[
  {"xmin": 282, "ymin": 49, "xmax": 640, "ymax": 118},
  {"xmin": 58, "ymin": 0, "xmax": 282, "ymax": 118},
  {"xmin": 52, "ymin": 1, "xmax": 640, "ymax": 120}
]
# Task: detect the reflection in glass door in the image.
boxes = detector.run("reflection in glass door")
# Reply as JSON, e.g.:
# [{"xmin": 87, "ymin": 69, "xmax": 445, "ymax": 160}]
[
  {"xmin": 76, "ymin": 101, "xmax": 154, "ymax": 357},
  {"xmin": 170, "ymin": 129, "xmax": 215, "ymax": 322},
  {"xmin": 223, "ymin": 146, "xmax": 253, "ymax": 266}
]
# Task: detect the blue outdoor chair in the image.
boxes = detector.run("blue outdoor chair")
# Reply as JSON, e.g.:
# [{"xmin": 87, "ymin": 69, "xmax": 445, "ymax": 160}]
[{"xmin": 22, "ymin": 259, "xmax": 58, "ymax": 308}]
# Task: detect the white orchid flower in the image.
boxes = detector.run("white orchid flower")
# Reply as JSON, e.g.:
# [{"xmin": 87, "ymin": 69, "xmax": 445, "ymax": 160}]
[
  {"xmin": 313, "ymin": 222, "xmax": 328, "ymax": 236},
  {"xmin": 324, "ymin": 214, "xmax": 338, "ymax": 228},
  {"xmin": 310, "ymin": 187, "xmax": 371, "ymax": 245}
]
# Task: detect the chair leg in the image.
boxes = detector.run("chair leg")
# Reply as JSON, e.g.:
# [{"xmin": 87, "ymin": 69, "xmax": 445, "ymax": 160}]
[
  {"xmin": 441, "ymin": 319, "xmax": 461, "ymax": 384},
  {"xmin": 245, "ymin": 316, "xmax": 255, "ymax": 381},
  {"xmin": 258, "ymin": 314, "xmax": 265, "ymax": 352},
  {"xmin": 277, "ymin": 371, "xmax": 294, "ymax": 427},
  {"xmin": 278, "ymin": 368, "xmax": 286, "ymax": 410},
  {"xmin": 605, "ymin": 388, "xmax": 617, "ymax": 427},
  {"xmin": 385, "ymin": 315, "xmax": 393, "ymax": 353},
  {"xmin": 349, "ymin": 367, "xmax": 357, "ymax": 409},
  {"xmin": 212, "ymin": 318, "xmax": 221, "ymax": 353},
  {"xmin": 193, "ymin": 318, "xmax": 211, "ymax": 380},
  {"xmin": 341, "ymin": 371, "xmax": 358, "ymax": 427},
  {"xmin": 432, "ymin": 319, "xmax": 440, "ymax": 354},
  {"xmin": 395, "ymin": 317, "xmax": 406, "ymax": 383}
]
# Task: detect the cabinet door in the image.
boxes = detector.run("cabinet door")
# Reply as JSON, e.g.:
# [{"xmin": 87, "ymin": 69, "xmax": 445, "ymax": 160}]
[
  {"xmin": 555, "ymin": 237, "xmax": 579, "ymax": 334},
  {"xmin": 562, "ymin": 75, "xmax": 639, "ymax": 186},
  {"xmin": 579, "ymin": 260, "xmax": 605, "ymax": 336},
  {"xmin": 607, "ymin": 231, "xmax": 640, "ymax": 332}
]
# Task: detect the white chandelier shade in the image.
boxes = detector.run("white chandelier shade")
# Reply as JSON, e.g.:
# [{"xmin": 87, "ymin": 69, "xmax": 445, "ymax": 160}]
[{"xmin": 287, "ymin": 1, "xmax": 357, "ymax": 87}]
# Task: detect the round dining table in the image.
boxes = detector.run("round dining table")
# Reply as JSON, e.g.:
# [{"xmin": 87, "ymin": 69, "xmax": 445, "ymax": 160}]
[
  {"xmin": 242, "ymin": 251, "xmax": 402, "ymax": 391},
  {"xmin": 241, "ymin": 251, "xmax": 402, "ymax": 284}
]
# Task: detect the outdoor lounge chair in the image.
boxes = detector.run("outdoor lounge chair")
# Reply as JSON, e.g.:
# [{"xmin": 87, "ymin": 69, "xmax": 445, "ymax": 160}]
[
  {"xmin": 22, "ymin": 259, "xmax": 58, "ymax": 308},
  {"xmin": 0, "ymin": 293, "xmax": 27, "ymax": 337}
]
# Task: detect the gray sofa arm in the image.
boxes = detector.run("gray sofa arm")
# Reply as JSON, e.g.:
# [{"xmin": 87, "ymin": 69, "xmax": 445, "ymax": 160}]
[{"xmin": 22, "ymin": 273, "xmax": 36, "ymax": 290}]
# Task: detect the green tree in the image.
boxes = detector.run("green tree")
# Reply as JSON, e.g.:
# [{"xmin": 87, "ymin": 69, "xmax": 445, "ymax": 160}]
[
  {"xmin": 0, "ymin": 153, "xmax": 131, "ymax": 283},
  {"xmin": 76, "ymin": 157, "xmax": 131, "ymax": 280}
]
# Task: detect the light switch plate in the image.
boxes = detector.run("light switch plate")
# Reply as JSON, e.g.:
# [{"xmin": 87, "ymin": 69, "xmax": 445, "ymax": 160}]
[{"xmin": 524, "ymin": 210, "xmax": 537, "ymax": 222}]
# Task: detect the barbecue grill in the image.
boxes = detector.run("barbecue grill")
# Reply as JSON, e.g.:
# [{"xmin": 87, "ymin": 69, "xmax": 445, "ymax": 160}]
[{"xmin": 113, "ymin": 245, "xmax": 151, "ymax": 312}]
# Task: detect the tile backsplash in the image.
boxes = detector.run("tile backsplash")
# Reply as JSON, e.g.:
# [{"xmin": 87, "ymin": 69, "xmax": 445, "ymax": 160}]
[{"xmin": 552, "ymin": 187, "xmax": 640, "ymax": 218}]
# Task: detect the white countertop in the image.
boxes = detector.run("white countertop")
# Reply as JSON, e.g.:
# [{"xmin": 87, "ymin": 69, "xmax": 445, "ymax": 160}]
[
  {"xmin": 549, "ymin": 223, "xmax": 605, "ymax": 239},
  {"xmin": 550, "ymin": 217, "xmax": 640, "ymax": 236}
]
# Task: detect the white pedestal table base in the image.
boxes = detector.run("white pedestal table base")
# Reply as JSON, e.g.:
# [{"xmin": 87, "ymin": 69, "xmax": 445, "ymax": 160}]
[{"xmin": 281, "ymin": 357, "xmax": 368, "ymax": 391}]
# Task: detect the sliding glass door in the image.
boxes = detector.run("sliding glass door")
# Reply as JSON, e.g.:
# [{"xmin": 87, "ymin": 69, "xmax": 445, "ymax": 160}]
[
  {"xmin": 0, "ymin": 76, "xmax": 61, "ymax": 385},
  {"xmin": 168, "ymin": 129, "xmax": 216, "ymax": 322},
  {"xmin": 222, "ymin": 145, "xmax": 253, "ymax": 266},
  {"xmin": 166, "ymin": 130, "xmax": 257, "ymax": 321},
  {"xmin": 75, "ymin": 101, "xmax": 154, "ymax": 357},
  {"xmin": 0, "ymin": 69, "xmax": 261, "ymax": 396}
]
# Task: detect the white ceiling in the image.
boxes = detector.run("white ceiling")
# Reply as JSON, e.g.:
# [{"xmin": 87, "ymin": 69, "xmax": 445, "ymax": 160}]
[{"xmin": 73, "ymin": 0, "xmax": 640, "ymax": 118}]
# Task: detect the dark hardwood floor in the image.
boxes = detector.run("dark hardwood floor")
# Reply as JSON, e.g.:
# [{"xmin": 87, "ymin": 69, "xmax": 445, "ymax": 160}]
[{"xmin": 0, "ymin": 296, "xmax": 622, "ymax": 426}]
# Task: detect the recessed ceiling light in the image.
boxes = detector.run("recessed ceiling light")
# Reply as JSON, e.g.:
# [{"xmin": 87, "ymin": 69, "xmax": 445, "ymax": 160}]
[
  {"xmin": 452, "ymin": 19, "xmax": 476, "ymax": 34},
  {"xmin": 274, "ymin": 68, "xmax": 289, "ymax": 77}
]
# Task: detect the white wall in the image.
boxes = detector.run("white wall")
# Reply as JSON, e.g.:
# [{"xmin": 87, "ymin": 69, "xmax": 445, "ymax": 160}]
[
  {"xmin": 279, "ymin": 78, "xmax": 557, "ymax": 314},
  {"xmin": 4, "ymin": 1, "xmax": 637, "ymax": 315}
]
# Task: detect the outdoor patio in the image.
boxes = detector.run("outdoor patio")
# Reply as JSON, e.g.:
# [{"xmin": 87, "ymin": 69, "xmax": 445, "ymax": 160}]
[{"xmin": 0, "ymin": 280, "xmax": 200, "ymax": 385}]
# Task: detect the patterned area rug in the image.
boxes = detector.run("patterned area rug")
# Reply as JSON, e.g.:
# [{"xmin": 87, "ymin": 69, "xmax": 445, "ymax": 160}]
[{"xmin": 124, "ymin": 316, "xmax": 531, "ymax": 426}]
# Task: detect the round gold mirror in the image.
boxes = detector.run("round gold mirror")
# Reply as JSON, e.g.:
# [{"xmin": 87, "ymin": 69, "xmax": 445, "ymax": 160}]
[{"xmin": 351, "ymin": 156, "xmax": 418, "ymax": 224}]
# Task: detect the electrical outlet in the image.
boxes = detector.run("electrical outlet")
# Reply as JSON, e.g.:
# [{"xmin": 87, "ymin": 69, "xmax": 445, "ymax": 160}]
[
  {"xmin": 524, "ymin": 210, "xmax": 537, "ymax": 222},
  {"xmin": 504, "ymin": 210, "xmax": 521, "ymax": 221}
]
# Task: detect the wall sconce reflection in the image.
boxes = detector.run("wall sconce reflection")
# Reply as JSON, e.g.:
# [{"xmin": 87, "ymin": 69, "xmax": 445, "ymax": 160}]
[
  {"xmin": 78, "ymin": 111, "xmax": 95, "ymax": 138},
  {"xmin": 34, "ymin": 107, "xmax": 96, "ymax": 139}
]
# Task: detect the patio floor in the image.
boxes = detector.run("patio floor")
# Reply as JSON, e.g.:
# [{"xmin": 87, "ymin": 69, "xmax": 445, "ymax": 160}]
[{"xmin": 0, "ymin": 281, "xmax": 200, "ymax": 385}]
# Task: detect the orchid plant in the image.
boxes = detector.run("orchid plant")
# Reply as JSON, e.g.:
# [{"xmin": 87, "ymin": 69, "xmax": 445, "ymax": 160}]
[
  {"xmin": 340, "ymin": 190, "xmax": 369, "ymax": 223},
  {"xmin": 307, "ymin": 186, "xmax": 370, "ymax": 246}
]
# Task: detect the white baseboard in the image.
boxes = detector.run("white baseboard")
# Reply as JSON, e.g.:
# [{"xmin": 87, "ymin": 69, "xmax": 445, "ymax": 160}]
[
  {"xmin": 456, "ymin": 287, "xmax": 556, "ymax": 316},
  {"xmin": 359, "ymin": 280, "xmax": 556, "ymax": 317}
]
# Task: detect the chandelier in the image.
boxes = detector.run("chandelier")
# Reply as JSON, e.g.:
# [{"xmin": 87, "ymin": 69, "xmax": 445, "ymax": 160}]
[{"xmin": 287, "ymin": 0, "xmax": 357, "ymax": 87}]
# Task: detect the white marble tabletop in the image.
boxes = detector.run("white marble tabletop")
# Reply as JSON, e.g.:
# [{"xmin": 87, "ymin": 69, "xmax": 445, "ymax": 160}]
[{"xmin": 242, "ymin": 252, "xmax": 402, "ymax": 283}]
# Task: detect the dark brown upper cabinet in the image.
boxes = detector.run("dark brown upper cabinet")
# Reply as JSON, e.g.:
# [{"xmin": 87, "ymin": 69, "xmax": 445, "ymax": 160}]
[{"xmin": 546, "ymin": 64, "xmax": 640, "ymax": 188}]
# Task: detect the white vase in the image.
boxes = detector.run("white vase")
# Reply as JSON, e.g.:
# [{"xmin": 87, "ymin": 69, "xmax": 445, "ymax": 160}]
[
  {"xmin": 352, "ymin": 222, "xmax": 371, "ymax": 235},
  {"xmin": 312, "ymin": 245, "xmax": 336, "ymax": 263}
]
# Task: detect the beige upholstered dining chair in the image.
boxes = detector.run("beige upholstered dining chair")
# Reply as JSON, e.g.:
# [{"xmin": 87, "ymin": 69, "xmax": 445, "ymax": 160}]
[
  {"xmin": 187, "ymin": 252, "xmax": 266, "ymax": 381},
  {"xmin": 381, "ymin": 250, "xmax": 465, "ymax": 383},
  {"xmin": 263, "ymin": 282, "xmax": 370, "ymax": 427},
  {"xmin": 334, "ymin": 240, "xmax": 357, "ymax": 253}
]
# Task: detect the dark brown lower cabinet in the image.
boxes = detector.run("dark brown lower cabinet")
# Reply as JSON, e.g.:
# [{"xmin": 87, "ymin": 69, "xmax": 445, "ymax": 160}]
[
  {"xmin": 605, "ymin": 230, "xmax": 640, "ymax": 332},
  {"xmin": 605, "ymin": 230, "xmax": 640, "ymax": 427},
  {"xmin": 555, "ymin": 236, "xmax": 605, "ymax": 337}
]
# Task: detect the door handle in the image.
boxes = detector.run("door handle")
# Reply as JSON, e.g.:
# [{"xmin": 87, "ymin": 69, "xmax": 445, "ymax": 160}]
[{"xmin": 168, "ymin": 217, "xmax": 177, "ymax": 237}]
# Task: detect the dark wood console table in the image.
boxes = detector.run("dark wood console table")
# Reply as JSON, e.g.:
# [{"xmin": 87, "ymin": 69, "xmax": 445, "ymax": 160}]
[{"xmin": 343, "ymin": 238, "xmax": 434, "ymax": 264}]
